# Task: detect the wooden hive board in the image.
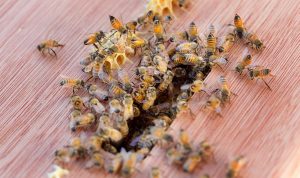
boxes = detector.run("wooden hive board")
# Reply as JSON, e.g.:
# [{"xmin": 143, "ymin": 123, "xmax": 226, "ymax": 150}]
[{"xmin": 0, "ymin": 0, "xmax": 300, "ymax": 177}]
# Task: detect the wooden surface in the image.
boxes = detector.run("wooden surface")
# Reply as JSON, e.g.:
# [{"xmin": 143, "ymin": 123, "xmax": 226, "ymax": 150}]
[{"xmin": 0, "ymin": 0, "xmax": 300, "ymax": 177}]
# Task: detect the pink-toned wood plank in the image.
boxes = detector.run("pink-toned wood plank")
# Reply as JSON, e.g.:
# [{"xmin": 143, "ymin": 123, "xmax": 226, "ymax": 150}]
[{"xmin": 0, "ymin": 0, "xmax": 299, "ymax": 178}]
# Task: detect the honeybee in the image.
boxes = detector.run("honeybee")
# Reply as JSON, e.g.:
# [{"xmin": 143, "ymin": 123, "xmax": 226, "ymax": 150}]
[
  {"xmin": 118, "ymin": 70, "xmax": 133, "ymax": 93},
  {"xmin": 166, "ymin": 147, "xmax": 185, "ymax": 165},
  {"xmin": 218, "ymin": 28, "xmax": 235, "ymax": 53},
  {"xmin": 54, "ymin": 147, "xmax": 71, "ymax": 163},
  {"xmin": 86, "ymin": 134, "xmax": 104, "ymax": 153},
  {"xmin": 184, "ymin": 54, "xmax": 204, "ymax": 66},
  {"xmin": 150, "ymin": 127, "xmax": 174, "ymax": 148},
  {"xmin": 183, "ymin": 151, "xmax": 202, "ymax": 173},
  {"xmin": 89, "ymin": 97, "xmax": 106, "ymax": 114},
  {"xmin": 245, "ymin": 31, "xmax": 265, "ymax": 50},
  {"xmin": 67, "ymin": 136, "xmax": 87, "ymax": 159},
  {"xmin": 99, "ymin": 126, "xmax": 123, "ymax": 145},
  {"xmin": 150, "ymin": 167, "xmax": 161, "ymax": 178},
  {"xmin": 158, "ymin": 70, "xmax": 174, "ymax": 91},
  {"xmin": 205, "ymin": 94, "xmax": 222, "ymax": 116},
  {"xmin": 85, "ymin": 152, "xmax": 105, "ymax": 169},
  {"xmin": 206, "ymin": 33, "xmax": 217, "ymax": 56},
  {"xmin": 109, "ymin": 99, "xmax": 123, "ymax": 114},
  {"xmin": 60, "ymin": 77, "xmax": 84, "ymax": 93},
  {"xmin": 71, "ymin": 113, "xmax": 96, "ymax": 131},
  {"xmin": 126, "ymin": 20, "xmax": 138, "ymax": 33},
  {"xmin": 172, "ymin": 53, "xmax": 185, "ymax": 65},
  {"xmin": 247, "ymin": 66, "xmax": 273, "ymax": 90},
  {"xmin": 153, "ymin": 19, "xmax": 164, "ymax": 43},
  {"xmin": 214, "ymin": 76, "xmax": 234, "ymax": 104},
  {"xmin": 140, "ymin": 74, "xmax": 156, "ymax": 87},
  {"xmin": 86, "ymin": 84, "xmax": 109, "ymax": 101},
  {"xmin": 199, "ymin": 141, "xmax": 215, "ymax": 163},
  {"xmin": 176, "ymin": 42, "xmax": 198, "ymax": 54},
  {"xmin": 235, "ymin": 49, "xmax": 252, "ymax": 74},
  {"xmin": 92, "ymin": 60, "xmax": 102, "ymax": 78},
  {"xmin": 37, "ymin": 39, "xmax": 64, "ymax": 56},
  {"xmin": 70, "ymin": 95, "xmax": 85, "ymax": 111},
  {"xmin": 116, "ymin": 115, "xmax": 129, "ymax": 137},
  {"xmin": 133, "ymin": 89, "xmax": 146, "ymax": 103},
  {"xmin": 226, "ymin": 156, "xmax": 246, "ymax": 178},
  {"xmin": 84, "ymin": 31, "xmax": 105, "ymax": 47},
  {"xmin": 178, "ymin": 129, "xmax": 192, "ymax": 154},
  {"xmin": 108, "ymin": 82, "xmax": 127, "ymax": 98},
  {"xmin": 131, "ymin": 37, "xmax": 147, "ymax": 49},
  {"xmin": 188, "ymin": 22, "xmax": 200, "ymax": 42},
  {"xmin": 47, "ymin": 165, "xmax": 69, "ymax": 178},
  {"xmin": 97, "ymin": 112, "xmax": 111, "ymax": 130},
  {"xmin": 142, "ymin": 87, "xmax": 157, "ymax": 110},
  {"xmin": 109, "ymin": 15, "xmax": 127, "ymax": 34},
  {"xmin": 137, "ymin": 134, "xmax": 157, "ymax": 149},
  {"xmin": 190, "ymin": 79, "xmax": 205, "ymax": 93},
  {"xmin": 105, "ymin": 153, "xmax": 123, "ymax": 174},
  {"xmin": 121, "ymin": 150, "xmax": 141, "ymax": 177},
  {"xmin": 133, "ymin": 105, "xmax": 141, "ymax": 117},
  {"xmin": 153, "ymin": 55, "xmax": 168, "ymax": 73},
  {"xmin": 233, "ymin": 14, "xmax": 247, "ymax": 39},
  {"xmin": 103, "ymin": 143, "xmax": 118, "ymax": 154},
  {"xmin": 122, "ymin": 94, "xmax": 134, "ymax": 120}
]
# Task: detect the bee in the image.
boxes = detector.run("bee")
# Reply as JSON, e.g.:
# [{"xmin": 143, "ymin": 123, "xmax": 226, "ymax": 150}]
[
  {"xmin": 184, "ymin": 54, "xmax": 204, "ymax": 66},
  {"xmin": 105, "ymin": 153, "xmax": 123, "ymax": 174},
  {"xmin": 86, "ymin": 84, "xmax": 109, "ymax": 101},
  {"xmin": 142, "ymin": 87, "xmax": 157, "ymax": 110},
  {"xmin": 218, "ymin": 29, "xmax": 235, "ymax": 53},
  {"xmin": 54, "ymin": 147, "xmax": 71, "ymax": 163},
  {"xmin": 245, "ymin": 31, "xmax": 265, "ymax": 50},
  {"xmin": 133, "ymin": 89, "xmax": 146, "ymax": 103},
  {"xmin": 126, "ymin": 20, "xmax": 138, "ymax": 33},
  {"xmin": 67, "ymin": 136, "xmax": 87, "ymax": 159},
  {"xmin": 72, "ymin": 113, "xmax": 96, "ymax": 131},
  {"xmin": 109, "ymin": 15, "xmax": 127, "ymax": 34},
  {"xmin": 69, "ymin": 110, "xmax": 81, "ymax": 132},
  {"xmin": 153, "ymin": 55, "xmax": 168, "ymax": 73},
  {"xmin": 109, "ymin": 99, "xmax": 123, "ymax": 114},
  {"xmin": 97, "ymin": 112, "xmax": 111, "ymax": 130},
  {"xmin": 140, "ymin": 74, "xmax": 156, "ymax": 87},
  {"xmin": 178, "ymin": 129, "xmax": 193, "ymax": 154},
  {"xmin": 153, "ymin": 19, "xmax": 164, "ymax": 42},
  {"xmin": 122, "ymin": 94, "xmax": 134, "ymax": 120},
  {"xmin": 87, "ymin": 134, "xmax": 104, "ymax": 153},
  {"xmin": 121, "ymin": 150, "xmax": 140, "ymax": 177},
  {"xmin": 166, "ymin": 147, "xmax": 185, "ymax": 165},
  {"xmin": 190, "ymin": 79, "xmax": 205, "ymax": 93},
  {"xmin": 150, "ymin": 127, "xmax": 174, "ymax": 148},
  {"xmin": 208, "ymin": 24, "xmax": 217, "ymax": 37},
  {"xmin": 37, "ymin": 39, "xmax": 64, "ymax": 56},
  {"xmin": 118, "ymin": 70, "xmax": 133, "ymax": 93},
  {"xmin": 137, "ymin": 134, "xmax": 157, "ymax": 149},
  {"xmin": 116, "ymin": 115, "xmax": 129, "ymax": 137},
  {"xmin": 206, "ymin": 33, "xmax": 217, "ymax": 56},
  {"xmin": 199, "ymin": 140, "xmax": 215, "ymax": 163},
  {"xmin": 247, "ymin": 66, "xmax": 273, "ymax": 90},
  {"xmin": 92, "ymin": 60, "xmax": 102, "ymax": 78},
  {"xmin": 172, "ymin": 53, "xmax": 186, "ymax": 65},
  {"xmin": 131, "ymin": 37, "xmax": 147, "ymax": 49},
  {"xmin": 158, "ymin": 70, "xmax": 174, "ymax": 91},
  {"xmin": 150, "ymin": 167, "xmax": 161, "ymax": 178},
  {"xmin": 70, "ymin": 95, "xmax": 85, "ymax": 111},
  {"xmin": 47, "ymin": 165, "xmax": 69, "ymax": 178},
  {"xmin": 176, "ymin": 42, "xmax": 198, "ymax": 54},
  {"xmin": 205, "ymin": 94, "xmax": 222, "ymax": 116},
  {"xmin": 133, "ymin": 105, "xmax": 141, "ymax": 117},
  {"xmin": 233, "ymin": 14, "xmax": 247, "ymax": 39},
  {"xmin": 100, "ymin": 126, "xmax": 123, "ymax": 145},
  {"xmin": 85, "ymin": 152, "xmax": 105, "ymax": 169},
  {"xmin": 214, "ymin": 76, "xmax": 234, "ymax": 104},
  {"xmin": 89, "ymin": 97, "xmax": 106, "ymax": 114},
  {"xmin": 188, "ymin": 22, "xmax": 200, "ymax": 42},
  {"xmin": 175, "ymin": 31, "xmax": 189, "ymax": 41},
  {"xmin": 108, "ymin": 82, "xmax": 127, "ymax": 98},
  {"xmin": 235, "ymin": 49, "xmax": 252, "ymax": 74},
  {"xmin": 183, "ymin": 151, "xmax": 202, "ymax": 173},
  {"xmin": 60, "ymin": 77, "xmax": 84, "ymax": 93},
  {"xmin": 84, "ymin": 31, "xmax": 105, "ymax": 47},
  {"xmin": 226, "ymin": 156, "xmax": 246, "ymax": 178},
  {"xmin": 103, "ymin": 143, "xmax": 118, "ymax": 154}
]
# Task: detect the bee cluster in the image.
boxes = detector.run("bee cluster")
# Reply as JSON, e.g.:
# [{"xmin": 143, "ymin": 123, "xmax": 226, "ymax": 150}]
[{"xmin": 46, "ymin": 0, "xmax": 274, "ymax": 177}]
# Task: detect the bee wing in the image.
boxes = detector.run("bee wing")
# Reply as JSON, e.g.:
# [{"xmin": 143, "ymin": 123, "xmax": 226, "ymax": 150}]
[
  {"xmin": 180, "ymin": 84, "xmax": 192, "ymax": 91},
  {"xmin": 93, "ymin": 102, "xmax": 106, "ymax": 114},
  {"xmin": 214, "ymin": 57, "xmax": 228, "ymax": 65}
]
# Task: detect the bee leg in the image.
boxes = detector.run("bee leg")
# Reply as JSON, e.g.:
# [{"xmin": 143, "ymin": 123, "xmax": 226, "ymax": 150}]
[
  {"xmin": 49, "ymin": 48, "xmax": 57, "ymax": 57},
  {"xmin": 261, "ymin": 78, "xmax": 272, "ymax": 90},
  {"xmin": 93, "ymin": 44, "xmax": 98, "ymax": 49}
]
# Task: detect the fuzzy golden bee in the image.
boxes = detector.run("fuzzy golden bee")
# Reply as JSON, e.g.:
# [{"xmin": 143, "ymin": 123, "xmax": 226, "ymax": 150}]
[
  {"xmin": 226, "ymin": 156, "xmax": 246, "ymax": 178},
  {"xmin": 37, "ymin": 39, "xmax": 64, "ymax": 56},
  {"xmin": 235, "ymin": 49, "xmax": 252, "ymax": 74},
  {"xmin": 247, "ymin": 66, "xmax": 273, "ymax": 90},
  {"xmin": 109, "ymin": 15, "xmax": 127, "ymax": 34},
  {"xmin": 245, "ymin": 31, "xmax": 265, "ymax": 50},
  {"xmin": 60, "ymin": 77, "xmax": 84, "ymax": 93}
]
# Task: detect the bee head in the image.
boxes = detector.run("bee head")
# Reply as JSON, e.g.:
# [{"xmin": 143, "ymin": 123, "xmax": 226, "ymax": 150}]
[
  {"xmin": 234, "ymin": 14, "xmax": 241, "ymax": 20},
  {"xmin": 37, "ymin": 44, "xmax": 44, "ymax": 51}
]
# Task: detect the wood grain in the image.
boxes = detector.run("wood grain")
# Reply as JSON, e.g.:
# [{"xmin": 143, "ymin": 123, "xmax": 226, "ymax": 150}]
[{"xmin": 0, "ymin": 0, "xmax": 300, "ymax": 178}]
